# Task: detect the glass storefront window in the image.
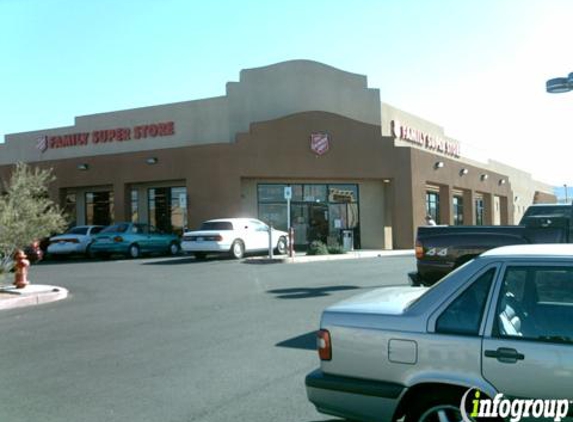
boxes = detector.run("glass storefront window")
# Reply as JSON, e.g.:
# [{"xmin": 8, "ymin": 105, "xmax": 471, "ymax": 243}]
[
  {"xmin": 257, "ymin": 183, "xmax": 360, "ymax": 249},
  {"xmin": 303, "ymin": 185, "xmax": 327, "ymax": 203},
  {"xmin": 148, "ymin": 187, "xmax": 187, "ymax": 235},
  {"xmin": 131, "ymin": 189, "xmax": 139, "ymax": 223},
  {"xmin": 291, "ymin": 184, "xmax": 303, "ymax": 202},
  {"xmin": 258, "ymin": 203, "xmax": 288, "ymax": 231},
  {"xmin": 475, "ymin": 197, "xmax": 485, "ymax": 225},
  {"xmin": 328, "ymin": 185, "xmax": 358, "ymax": 203},
  {"xmin": 258, "ymin": 185, "xmax": 287, "ymax": 203},
  {"xmin": 426, "ymin": 191, "xmax": 440, "ymax": 223},
  {"xmin": 453, "ymin": 195, "xmax": 464, "ymax": 225},
  {"xmin": 85, "ymin": 191, "xmax": 114, "ymax": 226}
]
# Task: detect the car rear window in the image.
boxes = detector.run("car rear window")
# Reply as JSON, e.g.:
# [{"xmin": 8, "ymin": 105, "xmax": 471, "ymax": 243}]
[
  {"xmin": 101, "ymin": 224, "xmax": 129, "ymax": 233},
  {"xmin": 522, "ymin": 206, "xmax": 570, "ymax": 219},
  {"xmin": 200, "ymin": 221, "xmax": 234, "ymax": 231},
  {"xmin": 67, "ymin": 227, "xmax": 89, "ymax": 235}
]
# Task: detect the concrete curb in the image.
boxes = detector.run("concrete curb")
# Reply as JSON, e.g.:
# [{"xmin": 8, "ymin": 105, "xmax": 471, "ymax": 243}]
[
  {"xmin": 245, "ymin": 249, "xmax": 414, "ymax": 264},
  {"xmin": 0, "ymin": 285, "xmax": 69, "ymax": 311}
]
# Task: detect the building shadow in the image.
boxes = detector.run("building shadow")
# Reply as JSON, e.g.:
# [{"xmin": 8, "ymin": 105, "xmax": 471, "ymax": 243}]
[
  {"xmin": 275, "ymin": 331, "xmax": 317, "ymax": 351},
  {"xmin": 267, "ymin": 285, "xmax": 359, "ymax": 299}
]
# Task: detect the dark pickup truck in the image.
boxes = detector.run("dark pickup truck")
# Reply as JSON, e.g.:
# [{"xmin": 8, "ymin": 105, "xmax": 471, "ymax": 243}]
[{"xmin": 411, "ymin": 203, "xmax": 572, "ymax": 285}]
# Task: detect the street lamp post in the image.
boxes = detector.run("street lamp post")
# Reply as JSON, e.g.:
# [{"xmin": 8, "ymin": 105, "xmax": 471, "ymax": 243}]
[{"xmin": 546, "ymin": 74, "xmax": 572, "ymax": 205}]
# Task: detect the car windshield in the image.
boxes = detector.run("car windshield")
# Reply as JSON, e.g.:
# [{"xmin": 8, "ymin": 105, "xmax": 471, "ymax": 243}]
[
  {"xmin": 66, "ymin": 227, "xmax": 88, "ymax": 235},
  {"xmin": 200, "ymin": 221, "xmax": 234, "ymax": 231},
  {"xmin": 100, "ymin": 223, "xmax": 130, "ymax": 234}
]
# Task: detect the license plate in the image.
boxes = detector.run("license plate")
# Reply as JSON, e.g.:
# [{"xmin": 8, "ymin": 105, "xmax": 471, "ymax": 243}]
[{"xmin": 196, "ymin": 237, "xmax": 204, "ymax": 242}]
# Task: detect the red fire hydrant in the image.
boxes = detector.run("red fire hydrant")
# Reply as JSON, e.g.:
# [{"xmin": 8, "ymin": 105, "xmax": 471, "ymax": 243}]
[{"xmin": 13, "ymin": 249, "xmax": 30, "ymax": 289}]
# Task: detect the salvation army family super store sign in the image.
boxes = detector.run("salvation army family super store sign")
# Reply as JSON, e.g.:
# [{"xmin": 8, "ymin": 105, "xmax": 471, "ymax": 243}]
[{"xmin": 36, "ymin": 121, "xmax": 175, "ymax": 153}]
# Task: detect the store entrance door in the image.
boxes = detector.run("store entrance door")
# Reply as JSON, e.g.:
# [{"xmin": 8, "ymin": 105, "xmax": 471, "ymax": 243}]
[{"xmin": 308, "ymin": 203, "xmax": 329, "ymax": 244}]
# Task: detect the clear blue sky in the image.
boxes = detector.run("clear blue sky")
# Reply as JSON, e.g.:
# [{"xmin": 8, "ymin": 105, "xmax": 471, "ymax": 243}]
[{"xmin": 2, "ymin": 0, "xmax": 573, "ymax": 185}]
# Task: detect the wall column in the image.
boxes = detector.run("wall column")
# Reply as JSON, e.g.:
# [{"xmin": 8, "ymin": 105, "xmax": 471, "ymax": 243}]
[
  {"xmin": 439, "ymin": 185, "xmax": 452, "ymax": 225},
  {"xmin": 500, "ymin": 195, "xmax": 510, "ymax": 225},
  {"xmin": 113, "ymin": 182, "xmax": 127, "ymax": 223},
  {"xmin": 463, "ymin": 189, "xmax": 475, "ymax": 225}
]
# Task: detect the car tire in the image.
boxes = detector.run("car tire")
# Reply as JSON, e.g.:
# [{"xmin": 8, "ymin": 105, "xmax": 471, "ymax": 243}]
[
  {"xmin": 275, "ymin": 236, "xmax": 287, "ymax": 255},
  {"xmin": 230, "ymin": 240, "xmax": 244, "ymax": 259},
  {"xmin": 168, "ymin": 242, "xmax": 180, "ymax": 256},
  {"xmin": 128, "ymin": 244, "xmax": 140, "ymax": 259}
]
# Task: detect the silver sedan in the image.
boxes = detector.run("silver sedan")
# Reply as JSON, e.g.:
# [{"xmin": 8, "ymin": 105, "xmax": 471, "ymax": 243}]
[{"xmin": 306, "ymin": 244, "xmax": 573, "ymax": 422}]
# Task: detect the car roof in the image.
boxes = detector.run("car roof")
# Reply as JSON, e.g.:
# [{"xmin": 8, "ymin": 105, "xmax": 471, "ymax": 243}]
[
  {"xmin": 203, "ymin": 218, "xmax": 259, "ymax": 223},
  {"xmin": 481, "ymin": 244, "xmax": 573, "ymax": 258}
]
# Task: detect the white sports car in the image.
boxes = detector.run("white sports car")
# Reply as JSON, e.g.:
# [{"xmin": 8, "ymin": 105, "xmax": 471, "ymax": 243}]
[{"xmin": 181, "ymin": 218, "xmax": 288, "ymax": 259}]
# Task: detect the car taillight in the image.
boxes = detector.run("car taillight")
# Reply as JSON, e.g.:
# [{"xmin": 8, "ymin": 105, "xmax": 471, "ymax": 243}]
[
  {"xmin": 213, "ymin": 235, "xmax": 223, "ymax": 241},
  {"xmin": 415, "ymin": 240, "xmax": 424, "ymax": 259},
  {"xmin": 317, "ymin": 329, "xmax": 332, "ymax": 361},
  {"xmin": 113, "ymin": 236, "xmax": 124, "ymax": 242}
]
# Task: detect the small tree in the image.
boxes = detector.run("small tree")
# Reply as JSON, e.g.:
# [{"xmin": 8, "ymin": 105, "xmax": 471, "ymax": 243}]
[{"xmin": 0, "ymin": 163, "xmax": 67, "ymax": 279}]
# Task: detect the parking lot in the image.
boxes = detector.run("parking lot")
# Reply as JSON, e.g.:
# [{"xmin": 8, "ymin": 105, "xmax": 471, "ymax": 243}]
[{"xmin": 0, "ymin": 254, "xmax": 415, "ymax": 422}]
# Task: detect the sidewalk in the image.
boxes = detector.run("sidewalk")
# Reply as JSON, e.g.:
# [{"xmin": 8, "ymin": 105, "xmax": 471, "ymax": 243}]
[
  {"xmin": 0, "ymin": 284, "xmax": 69, "ymax": 311},
  {"xmin": 245, "ymin": 249, "xmax": 414, "ymax": 264}
]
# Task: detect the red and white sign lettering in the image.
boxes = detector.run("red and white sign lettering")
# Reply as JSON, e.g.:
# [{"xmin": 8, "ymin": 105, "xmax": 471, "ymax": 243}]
[
  {"xmin": 38, "ymin": 121, "xmax": 176, "ymax": 152},
  {"xmin": 391, "ymin": 120, "xmax": 460, "ymax": 157},
  {"xmin": 310, "ymin": 132, "xmax": 330, "ymax": 156}
]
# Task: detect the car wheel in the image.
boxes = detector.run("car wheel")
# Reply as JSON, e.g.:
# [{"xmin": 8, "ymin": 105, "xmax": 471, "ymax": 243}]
[
  {"xmin": 230, "ymin": 240, "xmax": 244, "ymax": 259},
  {"xmin": 275, "ymin": 236, "xmax": 287, "ymax": 255},
  {"xmin": 128, "ymin": 244, "xmax": 140, "ymax": 259},
  {"xmin": 168, "ymin": 242, "xmax": 180, "ymax": 256},
  {"xmin": 404, "ymin": 391, "xmax": 489, "ymax": 422}
]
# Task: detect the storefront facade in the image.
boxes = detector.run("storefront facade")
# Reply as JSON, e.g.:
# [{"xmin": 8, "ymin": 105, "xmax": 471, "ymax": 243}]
[{"xmin": 0, "ymin": 60, "xmax": 554, "ymax": 249}]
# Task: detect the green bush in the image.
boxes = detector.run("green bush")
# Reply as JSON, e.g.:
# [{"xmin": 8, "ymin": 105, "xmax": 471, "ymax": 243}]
[
  {"xmin": 327, "ymin": 244, "xmax": 346, "ymax": 255},
  {"xmin": 306, "ymin": 240, "xmax": 329, "ymax": 255}
]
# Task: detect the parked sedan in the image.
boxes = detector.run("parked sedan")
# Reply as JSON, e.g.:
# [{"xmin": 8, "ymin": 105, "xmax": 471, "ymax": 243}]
[
  {"xmin": 306, "ymin": 244, "xmax": 573, "ymax": 422},
  {"xmin": 90, "ymin": 223, "xmax": 180, "ymax": 259},
  {"xmin": 46, "ymin": 225, "xmax": 104, "ymax": 258},
  {"xmin": 181, "ymin": 218, "xmax": 288, "ymax": 259}
]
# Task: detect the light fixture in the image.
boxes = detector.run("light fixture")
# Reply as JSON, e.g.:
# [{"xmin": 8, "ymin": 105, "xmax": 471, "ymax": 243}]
[
  {"xmin": 459, "ymin": 168, "xmax": 469, "ymax": 176},
  {"xmin": 480, "ymin": 174, "xmax": 489, "ymax": 181},
  {"xmin": 77, "ymin": 163, "xmax": 89, "ymax": 171},
  {"xmin": 146, "ymin": 157, "xmax": 158, "ymax": 165},
  {"xmin": 382, "ymin": 179, "xmax": 391, "ymax": 183},
  {"xmin": 499, "ymin": 179, "xmax": 506, "ymax": 185},
  {"xmin": 434, "ymin": 161, "xmax": 444, "ymax": 169}
]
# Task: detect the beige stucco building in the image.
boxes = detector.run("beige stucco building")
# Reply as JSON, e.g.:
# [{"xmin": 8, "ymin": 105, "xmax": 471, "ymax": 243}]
[{"xmin": 0, "ymin": 60, "xmax": 556, "ymax": 250}]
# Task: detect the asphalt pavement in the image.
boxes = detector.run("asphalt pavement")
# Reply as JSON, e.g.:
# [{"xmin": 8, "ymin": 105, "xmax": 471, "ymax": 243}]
[{"xmin": 0, "ymin": 251, "xmax": 415, "ymax": 422}]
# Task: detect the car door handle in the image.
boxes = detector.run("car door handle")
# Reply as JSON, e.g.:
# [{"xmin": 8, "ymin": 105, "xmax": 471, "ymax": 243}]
[{"xmin": 484, "ymin": 347, "xmax": 525, "ymax": 363}]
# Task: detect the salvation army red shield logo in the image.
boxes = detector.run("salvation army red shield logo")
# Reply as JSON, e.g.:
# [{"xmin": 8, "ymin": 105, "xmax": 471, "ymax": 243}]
[
  {"xmin": 36, "ymin": 135, "xmax": 48, "ymax": 153},
  {"xmin": 310, "ymin": 132, "xmax": 330, "ymax": 156}
]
